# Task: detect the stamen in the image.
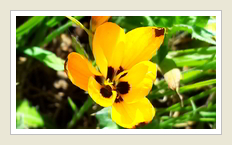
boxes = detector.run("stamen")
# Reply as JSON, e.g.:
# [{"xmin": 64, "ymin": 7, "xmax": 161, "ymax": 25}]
[
  {"xmin": 115, "ymin": 95, "xmax": 123, "ymax": 103},
  {"xmin": 104, "ymin": 78, "xmax": 113, "ymax": 86},
  {"xmin": 119, "ymin": 72, "xmax": 128, "ymax": 79}
]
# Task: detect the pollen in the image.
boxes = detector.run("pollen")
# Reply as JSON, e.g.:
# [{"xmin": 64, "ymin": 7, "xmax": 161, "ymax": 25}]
[{"xmin": 104, "ymin": 78, "xmax": 114, "ymax": 86}]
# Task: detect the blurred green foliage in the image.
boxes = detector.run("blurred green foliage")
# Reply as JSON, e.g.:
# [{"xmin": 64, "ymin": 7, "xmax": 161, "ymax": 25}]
[
  {"xmin": 16, "ymin": 16, "xmax": 216, "ymax": 129},
  {"xmin": 16, "ymin": 100, "xmax": 44, "ymax": 128}
]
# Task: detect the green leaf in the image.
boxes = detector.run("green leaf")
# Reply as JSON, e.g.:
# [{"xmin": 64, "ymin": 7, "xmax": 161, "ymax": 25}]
[
  {"xmin": 22, "ymin": 47, "xmax": 65, "ymax": 71},
  {"xmin": 150, "ymin": 16, "xmax": 177, "ymax": 27},
  {"xmin": 150, "ymin": 58, "xmax": 216, "ymax": 96},
  {"xmin": 40, "ymin": 21, "xmax": 73, "ymax": 46},
  {"xmin": 169, "ymin": 24, "xmax": 216, "ymax": 45},
  {"xmin": 16, "ymin": 16, "xmax": 45, "ymax": 38},
  {"xmin": 175, "ymin": 16, "xmax": 196, "ymax": 25},
  {"xmin": 153, "ymin": 43, "xmax": 169, "ymax": 65},
  {"xmin": 111, "ymin": 16, "xmax": 145, "ymax": 32},
  {"xmin": 199, "ymin": 111, "xmax": 216, "ymax": 117},
  {"xmin": 111, "ymin": 16, "xmax": 156, "ymax": 32},
  {"xmin": 148, "ymin": 79, "xmax": 216, "ymax": 100},
  {"xmin": 194, "ymin": 16, "xmax": 210, "ymax": 28},
  {"xmin": 171, "ymin": 53, "xmax": 215, "ymax": 67},
  {"xmin": 180, "ymin": 79, "xmax": 216, "ymax": 92},
  {"xmin": 30, "ymin": 20, "xmax": 49, "ymax": 46},
  {"xmin": 68, "ymin": 97, "xmax": 77, "ymax": 112},
  {"xmin": 46, "ymin": 16, "xmax": 65, "ymax": 27},
  {"xmin": 159, "ymin": 58, "xmax": 177, "ymax": 74},
  {"xmin": 158, "ymin": 104, "xmax": 215, "ymax": 128},
  {"xmin": 167, "ymin": 47, "xmax": 216, "ymax": 67},
  {"xmin": 16, "ymin": 99, "xmax": 44, "ymax": 128},
  {"xmin": 95, "ymin": 107, "xmax": 119, "ymax": 129},
  {"xmin": 71, "ymin": 35, "xmax": 88, "ymax": 58},
  {"xmin": 168, "ymin": 46, "xmax": 216, "ymax": 57},
  {"xmin": 157, "ymin": 87, "xmax": 216, "ymax": 115},
  {"xmin": 192, "ymin": 26, "xmax": 216, "ymax": 45},
  {"xmin": 205, "ymin": 18, "xmax": 216, "ymax": 35},
  {"xmin": 67, "ymin": 97, "xmax": 93, "ymax": 128},
  {"xmin": 190, "ymin": 99, "xmax": 197, "ymax": 114},
  {"xmin": 40, "ymin": 16, "xmax": 84, "ymax": 46}
]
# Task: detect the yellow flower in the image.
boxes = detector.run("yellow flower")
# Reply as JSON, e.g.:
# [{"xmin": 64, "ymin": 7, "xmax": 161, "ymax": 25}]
[{"xmin": 65, "ymin": 22, "xmax": 165, "ymax": 128}]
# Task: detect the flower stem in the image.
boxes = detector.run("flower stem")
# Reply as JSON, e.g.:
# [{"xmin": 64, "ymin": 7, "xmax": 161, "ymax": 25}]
[
  {"xmin": 67, "ymin": 97, "xmax": 93, "ymax": 128},
  {"xmin": 66, "ymin": 16, "xmax": 93, "ymax": 37}
]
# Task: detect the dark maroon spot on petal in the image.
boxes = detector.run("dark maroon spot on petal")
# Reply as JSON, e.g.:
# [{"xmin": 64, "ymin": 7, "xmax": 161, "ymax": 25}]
[
  {"xmin": 95, "ymin": 75, "xmax": 103, "ymax": 85},
  {"xmin": 100, "ymin": 85, "xmax": 112, "ymax": 98},
  {"xmin": 116, "ymin": 81, "xmax": 130, "ymax": 94},
  {"xmin": 132, "ymin": 122, "xmax": 148, "ymax": 129},
  {"xmin": 115, "ymin": 95, "xmax": 124, "ymax": 103},
  {"xmin": 119, "ymin": 72, "xmax": 128, "ymax": 79},
  {"xmin": 107, "ymin": 66, "xmax": 114, "ymax": 81},
  {"xmin": 154, "ymin": 28, "xmax": 165, "ymax": 37},
  {"xmin": 116, "ymin": 66, "xmax": 124, "ymax": 75}
]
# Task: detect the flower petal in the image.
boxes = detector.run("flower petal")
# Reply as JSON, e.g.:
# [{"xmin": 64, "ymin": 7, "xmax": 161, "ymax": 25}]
[
  {"xmin": 122, "ymin": 77, "xmax": 153, "ymax": 103},
  {"xmin": 120, "ymin": 61, "xmax": 157, "ymax": 103},
  {"xmin": 121, "ymin": 27, "xmax": 165, "ymax": 69},
  {"xmin": 140, "ymin": 61, "xmax": 157, "ymax": 81},
  {"xmin": 88, "ymin": 76, "xmax": 117, "ymax": 107},
  {"xmin": 119, "ymin": 62, "xmax": 148, "ymax": 87},
  {"xmin": 91, "ymin": 16, "xmax": 111, "ymax": 32},
  {"xmin": 92, "ymin": 41, "xmax": 108, "ymax": 78},
  {"xmin": 109, "ymin": 41, "xmax": 125, "ymax": 70},
  {"xmin": 65, "ymin": 52, "xmax": 101, "ymax": 91},
  {"xmin": 93, "ymin": 22, "xmax": 125, "ymax": 75},
  {"xmin": 112, "ymin": 97, "xmax": 155, "ymax": 128}
]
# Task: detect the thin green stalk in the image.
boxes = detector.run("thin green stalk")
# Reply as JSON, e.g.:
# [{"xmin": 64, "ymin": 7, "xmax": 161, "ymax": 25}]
[
  {"xmin": 168, "ymin": 46, "xmax": 216, "ymax": 57},
  {"xmin": 39, "ymin": 21, "xmax": 72, "ymax": 46},
  {"xmin": 144, "ymin": 16, "xmax": 155, "ymax": 26},
  {"xmin": 157, "ymin": 87, "xmax": 216, "ymax": 115},
  {"xmin": 66, "ymin": 16, "xmax": 93, "ymax": 37},
  {"xmin": 67, "ymin": 97, "xmax": 93, "ymax": 128},
  {"xmin": 16, "ymin": 16, "xmax": 45, "ymax": 38},
  {"xmin": 199, "ymin": 111, "xmax": 216, "ymax": 117},
  {"xmin": 199, "ymin": 118, "xmax": 216, "ymax": 122},
  {"xmin": 148, "ymin": 79, "xmax": 216, "ymax": 100},
  {"xmin": 151, "ymin": 60, "xmax": 215, "ymax": 96},
  {"xmin": 159, "ymin": 106, "xmax": 207, "ymax": 128}
]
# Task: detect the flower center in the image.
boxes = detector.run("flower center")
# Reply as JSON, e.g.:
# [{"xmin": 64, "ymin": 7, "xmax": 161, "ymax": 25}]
[
  {"xmin": 97, "ymin": 66, "xmax": 130, "ymax": 103},
  {"xmin": 104, "ymin": 78, "xmax": 114, "ymax": 87}
]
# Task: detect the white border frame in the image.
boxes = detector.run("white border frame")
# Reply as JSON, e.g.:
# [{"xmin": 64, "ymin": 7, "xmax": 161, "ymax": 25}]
[{"xmin": 11, "ymin": 11, "xmax": 222, "ymax": 134}]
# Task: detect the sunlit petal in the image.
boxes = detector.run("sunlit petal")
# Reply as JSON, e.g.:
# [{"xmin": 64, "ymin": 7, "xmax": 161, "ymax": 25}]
[
  {"xmin": 119, "ymin": 61, "xmax": 157, "ymax": 103},
  {"xmin": 112, "ymin": 97, "xmax": 155, "ymax": 128},
  {"xmin": 65, "ymin": 52, "xmax": 101, "ymax": 91},
  {"xmin": 93, "ymin": 22, "xmax": 125, "ymax": 74},
  {"xmin": 121, "ymin": 27, "xmax": 165, "ymax": 69}
]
